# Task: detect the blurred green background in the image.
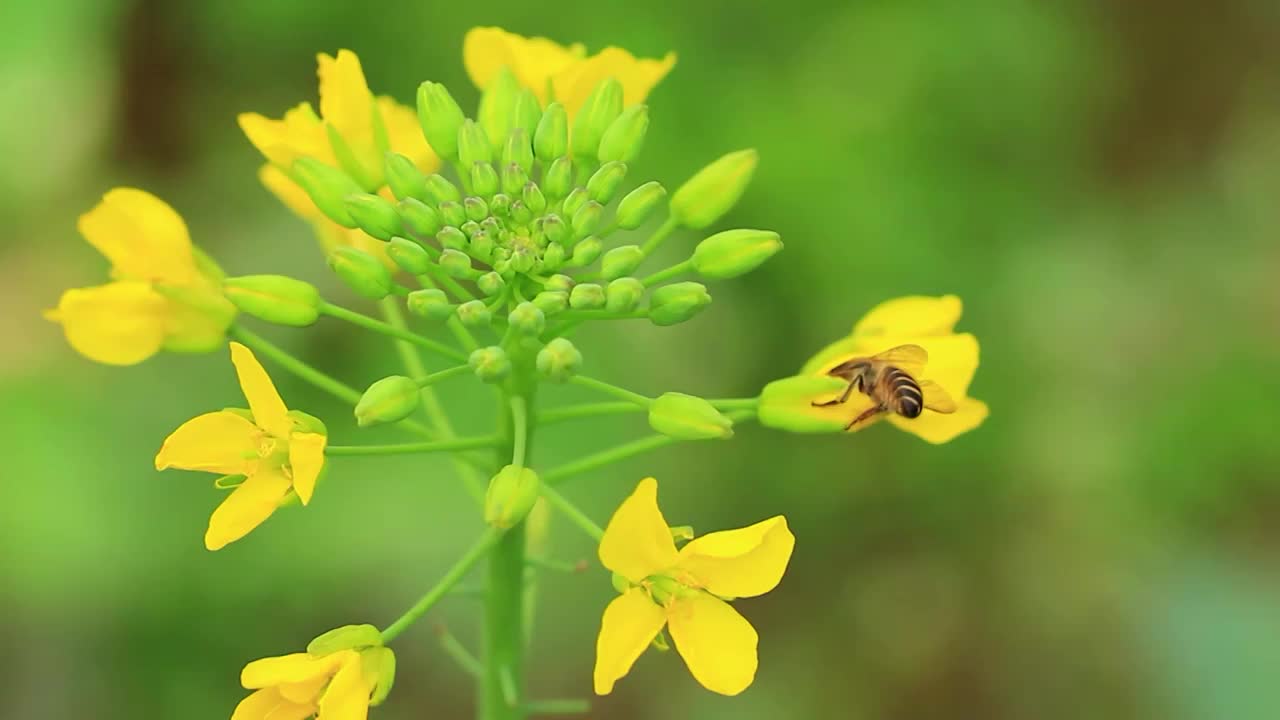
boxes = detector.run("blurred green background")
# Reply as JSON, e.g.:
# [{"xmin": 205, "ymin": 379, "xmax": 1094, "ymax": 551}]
[{"xmin": 4, "ymin": 0, "xmax": 1280, "ymax": 718}]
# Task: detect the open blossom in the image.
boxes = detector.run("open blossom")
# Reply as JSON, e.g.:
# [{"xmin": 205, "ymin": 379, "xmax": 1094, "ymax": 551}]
[
  {"xmin": 46, "ymin": 189, "xmax": 235, "ymax": 365},
  {"xmin": 155, "ymin": 342, "xmax": 327, "ymax": 550},
  {"xmin": 759, "ymin": 294, "xmax": 989, "ymax": 444},
  {"xmin": 594, "ymin": 478, "xmax": 794, "ymax": 696},
  {"xmin": 232, "ymin": 638, "xmax": 394, "ymax": 720},
  {"xmin": 463, "ymin": 27, "xmax": 676, "ymax": 116}
]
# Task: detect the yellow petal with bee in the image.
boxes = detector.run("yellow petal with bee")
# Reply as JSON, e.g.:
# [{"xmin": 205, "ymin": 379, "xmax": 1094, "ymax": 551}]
[
  {"xmin": 204, "ymin": 466, "xmax": 292, "ymax": 550},
  {"xmin": 229, "ymin": 342, "xmax": 293, "ymax": 440},
  {"xmin": 593, "ymin": 587, "xmax": 666, "ymax": 695},
  {"xmin": 155, "ymin": 410, "xmax": 259, "ymax": 475},
  {"xmin": 667, "ymin": 592, "xmax": 759, "ymax": 696},
  {"xmin": 853, "ymin": 294, "xmax": 963, "ymax": 339},
  {"xmin": 907, "ymin": 332, "xmax": 980, "ymax": 400},
  {"xmin": 598, "ymin": 478, "xmax": 680, "ymax": 583},
  {"xmin": 675, "ymin": 516, "xmax": 794, "ymax": 599},
  {"xmin": 758, "ymin": 375, "xmax": 880, "ymax": 434},
  {"xmin": 888, "ymin": 396, "xmax": 989, "ymax": 444}
]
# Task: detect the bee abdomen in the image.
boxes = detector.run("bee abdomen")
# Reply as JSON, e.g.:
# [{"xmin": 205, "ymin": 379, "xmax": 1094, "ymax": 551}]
[{"xmin": 885, "ymin": 368, "xmax": 923, "ymax": 419}]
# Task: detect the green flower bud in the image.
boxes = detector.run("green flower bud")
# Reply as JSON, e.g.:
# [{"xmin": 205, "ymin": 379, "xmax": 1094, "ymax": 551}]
[
  {"xmin": 691, "ymin": 229, "xmax": 783, "ymax": 279},
  {"xmin": 478, "ymin": 67, "xmax": 519, "ymax": 151},
  {"xmin": 398, "ymin": 198, "xmax": 442, "ymax": 238},
  {"xmin": 417, "ymin": 82, "xmax": 465, "ymax": 159},
  {"xmin": 470, "ymin": 162, "xmax": 499, "ymax": 198},
  {"xmin": 670, "ymin": 149, "xmax": 758, "ymax": 229},
  {"xmin": 328, "ymin": 247, "xmax": 393, "ymax": 300},
  {"xmin": 469, "ymin": 346, "xmax": 510, "ymax": 382},
  {"xmin": 437, "ymin": 200, "xmax": 465, "ymax": 228},
  {"xmin": 503, "ymin": 128, "xmax": 535, "ymax": 175},
  {"xmin": 545, "ymin": 274, "xmax": 575, "ymax": 293},
  {"xmin": 459, "ymin": 221, "xmax": 479, "ymax": 240},
  {"xmin": 464, "ymin": 196, "xmax": 489, "ymax": 223},
  {"xmin": 649, "ymin": 392, "xmax": 734, "ymax": 439},
  {"xmin": 510, "ymin": 201, "xmax": 533, "ymax": 226},
  {"xmin": 361, "ymin": 646, "xmax": 396, "ymax": 708},
  {"xmin": 490, "ymin": 193, "xmax": 512, "ymax": 217},
  {"xmin": 541, "ymin": 214, "xmax": 568, "ymax": 246},
  {"xmin": 539, "ymin": 242, "xmax": 566, "ymax": 272},
  {"xmin": 757, "ymin": 376, "xmax": 849, "ymax": 433},
  {"xmin": 470, "ymin": 230, "xmax": 494, "ymax": 261},
  {"xmin": 344, "ymin": 193, "xmax": 403, "ymax": 241},
  {"xmin": 223, "ymin": 275, "xmax": 321, "ymax": 327},
  {"xmin": 600, "ymin": 245, "xmax": 644, "ymax": 281},
  {"xmin": 570, "ymin": 236, "xmax": 603, "ymax": 266},
  {"xmin": 510, "ymin": 90, "xmax": 542, "ymax": 135},
  {"xmin": 456, "ymin": 299, "xmax": 492, "ymax": 327},
  {"xmin": 605, "ymin": 277, "xmax": 645, "ymax": 313},
  {"xmin": 406, "ymin": 288, "xmax": 453, "ymax": 320},
  {"xmin": 386, "ymin": 237, "xmax": 433, "ymax": 275},
  {"xmin": 648, "ymin": 282, "xmax": 711, "ymax": 326},
  {"xmin": 457, "ymin": 119, "xmax": 493, "ymax": 169},
  {"xmin": 477, "ymin": 271, "xmax": 504, "ymax": 297},
  {"xmin": 586, "ymin": 161, "xmax": 628, "ymax": 204},
  {"xmin": 522, "ymin": 182, "xmax": 547, "ymax": 215},
  {"xmin": 571, "ymin": 201, "xmax": 604, "ymax": 240},
  {"xmin": 436, "ymin": 226, "xmax": 467, "ymax": 251},
  {"xmin": 500, "ymin": 162, "xmax": 528, "ymax": 196},
  {"xmin": 424, "ymin": 174, "xmax": 461, "ymax": 205},
  {"xmin": 507, "ymin": 301, "xmax": 546, "ymax": 335},
  {"xmin": 533, "ymin": 102, "xmax": 568, "ymax": 161},
  {"xmin": 571, "ymin": 77, "xmax": 623, "ymax": 162},
  {"xmin": 562, "ymin": 187, "xmax": 588, "ymax": 219},
  {"xmin": 292, "ymin": 158, "xmax": 362, "ymax": 228},
  {"xmin": 438, "ymin": 249, "xmax": 474, "ymax": 278},
  {"xmin": 569, "ymin": 283, "xmax": 606, "ymax": 310},
  {"xmin": 536, "ymin": 337, "xmax": 583, "ymax": 382},
  {"xmin": 541, "ymin": 156, "xmax": 573, "ymax": 201},
  {"xmin": 532, "ymin": 290, "xmax": 568, "ymax": 315},
  {"xmin": 509, "ymin": 237, "xmax": 537, "ymax": 274},
  {"xmin": 355, "ymin": 375, "xmax": 421, "ymax": 427},
  {"xmin": 599, "ymin": 105, "xmax": 649, "ymax": 164},
  {"xmin": 484, "ymin": 464, "xmax": 540, "ymax": 529},
  {"xmin": 308, "ymin": 624, "xmax": 383, "ymax": 656},
  {"xmin": 616, "ymin": 181, "xmax": 667, "ymax": 230},
  {"xmin": 384, "ymin": 152, "xmax": 429, "ymax": 203}
]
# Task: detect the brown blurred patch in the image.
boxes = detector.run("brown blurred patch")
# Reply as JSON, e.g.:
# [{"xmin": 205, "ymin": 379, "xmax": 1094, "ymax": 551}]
[{"xmin": 114, "ymin": 0, "xmax": 190, "ymax": 168}]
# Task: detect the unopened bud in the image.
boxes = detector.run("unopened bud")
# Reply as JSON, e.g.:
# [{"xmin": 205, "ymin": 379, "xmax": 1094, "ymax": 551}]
[
  {"xmin": 545, "ymin": 274, "xmax": 575, "ymax": 293},
  {"xmin": 223, "ymin": 275, "xmax": 320, "ymax": 327},
  {"xmin": 569, "ymin": 283, "xmax": 606, "ymax": 310},
  {"xmin": 456, "ymin": 299, "xmax": 492, "ymax": 327},
  {"xmin": 478, "ymin": 67, "xmax": 519, "ymax": 150},
  {"xmin": 355, "ymin": 375, "xmax": 421, "ymax": 427},
  {"xmin": 328, "ymin": 247, "xmax": 393, "ymax": 300},
  {"xmin": 541, "ymin": 214, "xmax": 568, "ymax": 246},
  {"xmin": 600, "ymin": 245, "xmax": 644, "ymax": 281},
  {"xmin": 469, "ymin": 346, "xmax": 510, "ymax": 382},
  {"xmin": 416, "ymin": 82, "xmax": 465, "ymax": 159},
  {"xmin": 398, "ymin": 198, "xmax": 442, "ymax": 238},
  {"xmin": 539, "ymin": 242, "xmax": 566, "ymax": 272},
  {"xmin": 534, "ymin": 102, "xmax": 568, "ymax": 161},
  {"xmin": 292, "ymin": 158, "xmax": 362, "ymax": 228},
  {"xmin": 510, "ymin": 89, "xmax": 542, "ymax": 136},
  {"xmin": 571, "ymin": 201, "xmax": 603, "ymax": 240},
  {"xmin": 606, "ymin": 277, "xmax": 645, "ymax": 312},
  {"xmin": 670, "ymin": 149, "xmax": 758, "ymax": 229},
  {"xmin": 470, "ymin": 162, "xmax": 499, "ymax": 197},
  {"xmin": 386, "ymin": 237, "xmax": 433, "ymax": 275},
  {"xmin": 691, "ymin": 229, "xmax": 782, "ymax": 279},
  {"xmin": 509, "ymin": 237, "xmax": 537, "ymax": 274},
  {"xmin": 571, "ymin": 77, "xmax": 623, "ymax": 162},
  {"xmin": 522, "ymin": 182, "xmax": 547, "ymax": 215},
  {"xmin": 490, "ymin": 193, "xmax": 512, "ymax": 217},
  {"xmin": 406, "ymin": 288, "xmax": 453, "ymax": 320},
  {"xmin": 424, "ymin": 174, "xmax": 461, "ymax": 205},
  {"xmin": 463, "ymin": 196, "xmax": 489, "ymax": 223},
  {"xmin": 501, "ymin": 163, "xmax": 528, "ymax": 196},
  {"xmin": 562, "ymin": 187, "xmax": 588, "ymax": 219},
  {"xmin": 532, "ymin": 290, "xmax": 568, "ymax": 316},
  {"xmin": 437, "ymin": 200, "xmax": 466, "ymax": 228},
  {"xmin": 384, "ymin": 152, "xmax": 429, "ymax": 203},
  {"xmin": 507, "ymin": 301, "xmax": 546, "ymax": 335},
  {"xmin": 648, "ymin": 282, "xmax": 711, "ymax": 326},
  {"xmin": 344, "ymin": 193, "xmax": 403, "ymax": 241},
  {"xmin": 536, "ymin": 337, "xmax": 582, "ymax": 382},
  {"xmin": 649, "ymin": 392, "xmax": 734, "ymax": 440},
  {"xmin": 510, "ymin": 201, "xmax": 533, "ymax": 226},
  {"xmin": 484, "ymin": 464, "xmax": 540, "ymax": 529},
  {"xmin": 616, "ymin": 181, "xmax": 666, "ymax": 230},
  {"xmin": 477, "ymin": 271, "xmax": 505, "ymax": 297},
  {"xmin": 470, "ymin": 231, "xmax": 494, "ymax": 262},
  {"xmin": 438, "ymin": 249, "xmax": 474, "ymax": 278},
  {"xmin": 308, "ymin": 624, "xmax": 383, "ymax": 656},
  {"xmin": 436, "ymin": 226, "xmax": 467, "ymax": 251},
  {"xmin": 599, "ymin": 105, "xmax": 649, "ymax": 164},
  {"xmin": 586, "ymin": 161, "xmax": 628, "ymax": 204},
  {"xmin": 457, "ymin": 119, "xmax": 493, "ymax": 169},
  {"xmin": 570, "ymin": 237, "xmax": 603, "ymax": 266}
]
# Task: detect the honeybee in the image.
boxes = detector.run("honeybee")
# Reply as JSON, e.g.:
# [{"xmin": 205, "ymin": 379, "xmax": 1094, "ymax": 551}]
[{"xmin": 813, "ymin": 344, "xmax": 957, "ymax": 430}]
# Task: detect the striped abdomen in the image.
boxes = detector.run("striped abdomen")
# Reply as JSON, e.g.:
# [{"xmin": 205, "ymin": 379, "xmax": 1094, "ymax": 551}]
[{"xmin": 881, "ymin": 367, "xmax": 923, "ymax": 418}]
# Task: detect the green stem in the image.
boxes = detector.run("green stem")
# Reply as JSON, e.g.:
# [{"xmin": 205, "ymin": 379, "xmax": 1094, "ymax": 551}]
[
  {"xmin": 639, "ymin": 216, "xmax": 679, "ymax": 255},
  {"xmin": 418, "ymin": 270, "xmax": 479, "ymax": 304},
  {"xmin": 417, "ymin": 364, "xmax": 472, "ymax": 387},
  {"xmin": 539, "ymin": 485, "xmax": 604, "ymax": 540},
  {"xmin": 522, "ymin": 699, "xmax": 592, "ymax": 715},
  {"xmin": 510, "ymin": 397, "xmax": 529, "ymax": 467},
  {"xmin": 708, "ymin": 397, "xmax": 760, "ymax": 410},
  {"xmin": 537, "ymin": 402, "xmax": 643, "ymax": 425},
  {"xmin": 569, "ymin": 375, "xmax": 652, "ymax": 407},
  {"xmin": 555, "ymin": 309, "xmax": 647, "ymax": 322},
  {"xmin": 542, "ymin": 434, "xmax": 677, "ymax": 487},
  {"xmin": 525, "ymin": 555, "xmax": 585, "ymax": 574},
  {"xmin": 320, "ymin": 301, "xmax": 467, "ymax": 363},
  {"xmin": 325, "ymin": 436, "xmax": 499, "ymax": 456},
  {"xmin": 380, "ymin": 528, "xmax": 500, "ymax": 643},
  {"xmin": 437, "ymin": 625, "xmax": 484, "ymax": 678},
  {"xmin": 229, "ymin": 325, "xmax": 361, "ymax": 404},
  {"xmin": 641, "ymin": 258, "xmax": 694, "ymax": 286}
]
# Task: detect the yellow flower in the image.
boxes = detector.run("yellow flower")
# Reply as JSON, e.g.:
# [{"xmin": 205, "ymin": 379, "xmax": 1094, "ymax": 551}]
[
  {"xmin": 594, "ymin": 478, "xmax": 794, "ymax": 696},
  {"xmin": 232, "ymin": 643, "xmax": 393, "ymax": 720},
  {"xmin": 464, "ymin": 26, "xmax": 676, "ymax": 116},
  {"xmin": 155, "ymin": 342, "xmax": 327, "ymax": 550},
  {"xmin": 46, "ymin": 188, "xmax": 235, "ymax": 366},
  {"xmin": 759, "ymin": 295, "xmax": 989, "ymax": 444}
]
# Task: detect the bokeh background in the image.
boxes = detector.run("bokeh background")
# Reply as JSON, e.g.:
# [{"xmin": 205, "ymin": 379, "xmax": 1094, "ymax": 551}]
[{"xmin": 4, "ymin": 1, "xmax": 1280, "ymax": 718}]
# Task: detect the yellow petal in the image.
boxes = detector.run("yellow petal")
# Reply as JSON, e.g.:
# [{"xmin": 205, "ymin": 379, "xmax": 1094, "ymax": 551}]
[
  {"xmin": 756, "ymin": 374, "xmax": 878, "ymax": 434},
  {"xmin": 288, "ymin": 432, "xmax": 326, "ymax": 505},
  {"xmin": 676, "ymin": 516, "xmax": 795, "ymax": 599},
  {"xmin": 853, "ymin": 294, "xmax": 963, "ymax": 339},
  {"xmin": 231, "ymin": 687, "xmax": 315, "ymax": 720},
  {"xmin": 316, "ymin": 653, "xmax": 372, "ymax": 720},
  {"xmin": 77, "ymin": 188, "xmax": 197, "ymax": 283},
  {"xmin": 278, "ymin": 672, "xmax": 330, "ymax": 705},
  {"xmin": 49, "ymin": 282, "xmax": 167, "ymax": 366},
  {"xmin": 242, "ymin": 651, "xmax": 347, "ymax": 689},
  {"xmin": 317, "ymin": 50, "xmax": 378, "ymax": 174},
  {"xmin": 155, "ymin": 410, "xmax": 259, "ymax": 475},
  {"xmin": 912, "ymin": 332, "xmax": 980, "ymax": 399},
  {"xmin": 667, "ymin": 593, "xmax": 759, "ymax": 696},
  {"xmin": 464, "ymin": 26, "xmax": 585, "ymax": 102},
  {"xmin": 593, "ymin": 587, "xmax": 667, "ymax": 695},
  {"xmin": 552, "ymin": 47, "xmax": 676, "ymax": 116},
  {"xmin": 259, "ymin": 164, "xmax": 322, "ymax": 221},
  {"xmin": 205, "ymin": 467, "xmax": 291, "ymax": 551},
  {"xmin": 238, "ymin": 104, "xmax": 332, "ymax": 169},
  {"xmin": 229, "ymin": 342, "xmax": 293, "ymax": 439},
  {"xmin": 598, "ymin": 478, "xmax": 679, "ymax": 583},
  {"xmin": 888, "ymin": 396, "xmax": 989, "ymax": 444},
  {"xmin": 377, "ymin": 96, "xmax": 440, "ymax": 174}
]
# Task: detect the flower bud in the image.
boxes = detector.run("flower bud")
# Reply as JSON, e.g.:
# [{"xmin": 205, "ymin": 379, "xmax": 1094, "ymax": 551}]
[
  {"xmin": 406, "ymin": 288, "xmax": 453, "ymax": 320},
  {"xmin": 503, "ymin": 138, "xmax": 534, "ymax": 191},
  {"xmin": 509, "ymin": 200, "xmax": 533, "ymax": 226},
  {"xmin": 484, "ymin": 464, "xmax": 540, "ymax": 529},
  {"xmin": 570, "ymin": 237, "xmax": 603, "ymax": 266},
  {"xmin": 670, "ymin": 149, "xmax": 758, "ymax": 229},
  {"xmin": 469, "ymin": 346, "xmax": 510, "ymax": 382},
  {"xmin": 361, "ymin": 646, "xmax": 397, "ymax": 707},
  {"xmin": 344, "ymin": 193, "xmax": 403, "ymax": 241},
  {"xmin": 600, "ymin": 245, "xmax": 644, "ymax": 281},
  {"xmin": 477, "ymin": 271, "xmax": 505, "ymax": 297},
  {"xmin": 384, "ymin": 152, "xmax": 429, "ymax": 203},
  {"xmin": 307, "ymin": 624, "xmax": 383, "ymax": 656},
  {"xmin": 398, "ymin": 198, "xmax": 442, "ymax": 238},
  {"xmin": 648, "ymin": 282, "xmax": 711, "ymax": 326},
  {"xmin": 223, "ymin": 275, "xmax": 320, "ymax": 327},
  {"xmin": 437, "ymin": 200, "xmax": 466, "ymax": 228},
  {"xmin": 545, "ymin": 274, "xmax": 575, "ymax": 293},
  {"xmin": 569, "ymin": 283, "xmax": 606, "ymax": 310},
  {"xmin": 436, "ymin": 226, "xmax": 467, "ymax": 251},
  {"xmin": 328, "ymin": 247, "xmax": 393, "ymax": 300},
  {"xmin": 599, "ymin": 105, "xmax": 649, "ymax": 164},
  {"xmin": 291, "ymin": 158, "xmax": 362, "ymax": 228},
  {"xmin": 510, "ymin": 89, "xmax": 542, "ymax": 135},
  {"xmin": 507, "ymin": 301, "xmax": 546, "ymax": 335},
  {"xmin": 463, "ymin": 196, "xmax": 489, "ymax": 223},
  {"xmin": 649, "ymin": 392, "xmax": 734, "ymax": 439},
  {"xmin": 691, "ymin": 229, "xmax": 783, "ymax": 279},
  {"xmin": 616, "ymin": 181, "xmax": 666, "ymax": 230},
  {"xmin": 562, "ymin": 187, "xmax": 588, "ymax": 219},
  {"xmin": 490, "ymin": 193, "xmax": 512, "ymax": 217},
  {"xmin": 606, "ymin": 277, "xmax": 645, "ymax": 312},
  {"xmin": 536, "ymin": 337, "xmax": 583, "ymax": 382},
  {"xmin": 539, "ymin": 242, "xmax": 566, "ymax": 272},
  {"xmin": 438, "ymin": 249, "xmax": 474, "ymax": 278},
  {"xmin": 757, "ymin": 376, "xmax": 850, "ymax": 433},
  {"xmin": 509, "ymin": 237, "xmax": 538, "ymax": 274},
  {"xmin": 478, "ymin": 67, "xmax": 519, "ymax": 151},
  {"xmin": 417, "ymin": 82, "xmax": 465, "ymax": 159},
  {"xmin": 471, "ymin": 231, "xmax": 494, "ymax": 262},
  {"xmin": 470, "ymin": 162, "xmax": 499, "ymax": 198},
  {"xmin": 424, "ymin": 174, "xmax": 461, "ymax": 205},
  {"xmin": 586, "ymin": 161, "xmax": 628, "ymax": 204},
  {"xmin": 386, "ymin": 237, "xmax": 433, "ymax": 275},
  {"xmin": 533, "ymin": 102, "xmax": 568, "ymax": 161},
  {"xmin": 499, "ymin": 162, "xmax": 527, "ymax": 196},
  {"xmin": 541, "ymin": 214, "xmax": 569, "ymax": 246},
  {"xmin": 571, "ymin": 77, "xmax": 623, "ymax": 162},
  {"xmin": 541, "ymin": 156, "xmax": 573, "ymax": 201},
  {"xmin": 522, "ymin": 182, "xmax": 547, "ymax": 215},
  {"xmin": 355, "ymin": 375, "xmax": 421, "ymax": 427},
  {"xmin": 532, "ymin": 290, "xmax": 568, "ymax": 315},
  {"xmin": 457, "ymin": 119, "xmax": 493, "ymax": 169},
  {"xmin": 571, "ymin": 201, "xmax": 604, "ymax": 240},
  {"xmin": 456, "ymin": 299, "xmax": 492, "ymax": 327}
]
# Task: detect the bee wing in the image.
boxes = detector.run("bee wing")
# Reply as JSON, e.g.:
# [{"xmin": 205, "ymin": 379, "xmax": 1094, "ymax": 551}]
[
  {"xmin": 918, "ymin": 380, "xmax": 957, "ymax": 414},
  {"xmin": 867, "ymin": 344, "xmax": 928, "ymax": 375}
]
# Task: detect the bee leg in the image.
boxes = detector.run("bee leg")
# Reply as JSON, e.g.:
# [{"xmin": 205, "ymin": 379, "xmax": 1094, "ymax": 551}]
[
  {"xmin": 812, "ymin": 379, "xmax": 858, "ymax": 407},
  {"xmin": 843, "ymin": 405, "xmax": 882, "ymax": 431}
]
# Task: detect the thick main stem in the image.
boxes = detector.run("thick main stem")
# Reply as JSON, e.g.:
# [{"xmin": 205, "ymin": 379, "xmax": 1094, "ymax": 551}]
[{"xmin": 483, "ymin": 394, "xmax": 529, "ymax": 720}]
